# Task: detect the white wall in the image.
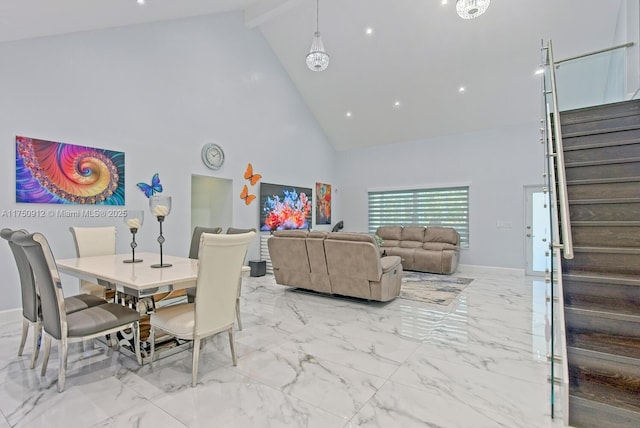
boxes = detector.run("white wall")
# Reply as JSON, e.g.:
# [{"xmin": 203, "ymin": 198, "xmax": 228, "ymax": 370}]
[
  {"xmin": 335, "ymin": 123, "xmax": 544, "ymax": 269},
  {"xmin": 0, "ymin": 13, "xmax": 337, "ymax": 311},
  {"xmin": 0, "ymin": 8, "xmax": 627, "ymax": 312}
]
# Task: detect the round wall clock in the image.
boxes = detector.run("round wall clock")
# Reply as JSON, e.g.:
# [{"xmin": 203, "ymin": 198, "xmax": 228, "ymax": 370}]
[{"xmin": 201, "ymin": 143, "xmax": 225, "ymax": 170}]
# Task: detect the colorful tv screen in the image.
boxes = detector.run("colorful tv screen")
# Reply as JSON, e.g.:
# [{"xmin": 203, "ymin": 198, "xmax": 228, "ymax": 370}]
[{"xmin": 260, "ymin": 182, "xmax": 312, "ymax": 231}]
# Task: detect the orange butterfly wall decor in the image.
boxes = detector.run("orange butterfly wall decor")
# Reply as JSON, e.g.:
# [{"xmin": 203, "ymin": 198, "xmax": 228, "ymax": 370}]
[
  {"xmin": 239, "ymin": 163, "xmax": 261, "ymax": 205},
  {"xmin": 244, "ymin": 163, "xmax": 262, "ymax": 186},
  {"xmin": 240, "ymin": 184, "xmax": 256, "ymax": 205}
]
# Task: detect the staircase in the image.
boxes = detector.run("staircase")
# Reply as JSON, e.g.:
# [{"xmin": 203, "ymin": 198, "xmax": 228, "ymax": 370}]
[{"xmin": 556, "ymin": 99, "xmax": 640, "ymax": 427}]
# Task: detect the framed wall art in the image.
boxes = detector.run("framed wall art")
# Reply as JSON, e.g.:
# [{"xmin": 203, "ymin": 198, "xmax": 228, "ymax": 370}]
[
  {"xmin": 315, "ymin": 182, "xmax": 331, "ymax": 225},
  {"xmin": 15, "ymin": 135, "xmax": 125, "ymax": 205}
]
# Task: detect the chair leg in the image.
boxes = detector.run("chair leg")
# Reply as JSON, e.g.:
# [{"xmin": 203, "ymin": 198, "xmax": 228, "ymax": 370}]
[
  {"xmin": 235, "ymin": 298, "xmax": 242, "ymax": 331},
  {"xmin": 133, "ymin": 321, "xmax": 142, "ymax": 365},
  {"xmin": 58, "ymin": 338, "xmax": 68, "ymax": 393},
  {"xmin": 149, "ymin": 326, "xmax": 155, "ymax": 362},
  {"xmin": 41, "ymin": 335, "xmax": 52, "ymax": 376},
  {"xmin": 228, "ymin": 328, "xmax": 237, "ymax": 366},
  {"xmin": 18, "ymin": 318, "xmax": 29, "ymax": 356},
  {"xmin": 30, "ymin": 321, "xmax": 42, "ymax": 369},
  {"xmin": 191, "ymin": 337, "xmax": 201, "ymax": 387}
]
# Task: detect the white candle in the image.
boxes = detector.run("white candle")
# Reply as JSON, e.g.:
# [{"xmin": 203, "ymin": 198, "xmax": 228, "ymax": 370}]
[
  {"xmin": 153, "ymin": 204, "xmax": 169, "ymax": 217},
  {"xmin": 127, "ymin": 218, "xmax": 141, "ymax": 229}
]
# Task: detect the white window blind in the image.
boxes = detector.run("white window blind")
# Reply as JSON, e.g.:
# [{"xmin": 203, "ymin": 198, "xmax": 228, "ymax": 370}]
[{"xmin": 368, "ymin": 186, "xmax": 469, "ymax": 248}]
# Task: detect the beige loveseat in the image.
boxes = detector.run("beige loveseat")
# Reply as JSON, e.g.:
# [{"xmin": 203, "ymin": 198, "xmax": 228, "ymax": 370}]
[
  {"xmin": 267, "ymin": 230, "xmax": 403, "ymax": 302},
  {"xmin": 375, "ymin": 226, "xmax": 460, "ymax": 274}
]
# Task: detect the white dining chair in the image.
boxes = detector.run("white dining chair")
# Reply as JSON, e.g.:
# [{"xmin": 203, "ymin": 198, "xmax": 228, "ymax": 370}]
[
  {"xmin": 225, "ymin": 227, "xmax": 256, "ymax": 331},
  {"xmin": 186, "ymin": 226, "xmax": 254, "ymax": 330},
  {"xmin": 69, "ymin": 226, "xmax": 116, "ymax": 298},
  {"xmin": 185, "ymin": 226, "xmax": 223, "ymax": 304},
  {"xmin": 149, "ymin": 231, "xmax": 255, "ymax": 387}
]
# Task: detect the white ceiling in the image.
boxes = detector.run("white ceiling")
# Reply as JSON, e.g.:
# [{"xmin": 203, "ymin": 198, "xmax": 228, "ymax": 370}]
[{"xmin": 0, "ymin": 0, "xmax": 625, "ymax": 151}]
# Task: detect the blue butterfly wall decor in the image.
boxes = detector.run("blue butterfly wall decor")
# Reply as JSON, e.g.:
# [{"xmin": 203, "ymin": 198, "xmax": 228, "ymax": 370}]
[{"xmin": 137, "ymin": 173, "xmax": 163, "ymax": 198}]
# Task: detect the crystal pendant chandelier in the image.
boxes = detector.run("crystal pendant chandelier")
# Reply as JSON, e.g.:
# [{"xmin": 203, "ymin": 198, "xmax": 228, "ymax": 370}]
[
  {"xmin": 306, "ymin": 0, "xmax": 330, "ymax": 72},
  {"xmin": 456, "ymin": 0, "xmax": 490, "ymax": 19}
]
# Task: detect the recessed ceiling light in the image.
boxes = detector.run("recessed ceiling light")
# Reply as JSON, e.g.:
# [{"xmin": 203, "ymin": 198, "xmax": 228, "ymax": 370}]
[
  {"xmin": 137, "ymin": 0, "xmax": 145, "ymax": 4},
  {"xmin": 441, "ymin": 0, "xmax": 448, "ymax": 4},
  {"xmin": 535, "ymin": 68, "xmax": 544, "ymax": 75},
  {"xmin": 365, "ymin": 27, "xmax": 373, "ymax": 36},
  {"xmin": 458, "ymin": 86, "xmax": 466, "ymax": 93},
  {"xmin": 345, "ymin": 111, "xmax": 352, "ymax": 118},
  {"xmin": 393, "ymin": 101, "xmax": 402, "ymax": 109}
]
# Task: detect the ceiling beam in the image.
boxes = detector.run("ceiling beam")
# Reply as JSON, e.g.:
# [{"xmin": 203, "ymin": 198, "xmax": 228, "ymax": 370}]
[{"xmin": 243, "ymin": 0, "xmax": 305, "ymax": 28}]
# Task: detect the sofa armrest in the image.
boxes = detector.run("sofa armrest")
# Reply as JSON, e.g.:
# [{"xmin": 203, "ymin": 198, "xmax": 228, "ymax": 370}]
[{"xmin": 380, "ymin": 255, "xmax": 401, "ymax": 273}]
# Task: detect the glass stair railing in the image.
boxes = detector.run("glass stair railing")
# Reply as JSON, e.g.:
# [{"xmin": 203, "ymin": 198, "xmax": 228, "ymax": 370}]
[{"xmin": 540, "ymin": 39, "xmax": 636, "ymax": 426}]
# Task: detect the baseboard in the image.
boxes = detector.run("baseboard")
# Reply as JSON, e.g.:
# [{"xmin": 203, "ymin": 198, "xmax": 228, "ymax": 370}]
[
  {"xmin": 457, "ymin": 263, "xmax": 525, "ymax": 277},
  {"xmin": 0, "ymin": 308, "xmax": 21, "ymax": 323}
]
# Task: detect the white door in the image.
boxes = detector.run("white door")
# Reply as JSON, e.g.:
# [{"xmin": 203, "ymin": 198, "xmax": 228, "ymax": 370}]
[
  {"xmin": 525, "ymin": 185, "xmax": 551, "ymax": 276},
  {"xmin": 191, "ymin": 175, "xmax": 233, "ymax": 231}
]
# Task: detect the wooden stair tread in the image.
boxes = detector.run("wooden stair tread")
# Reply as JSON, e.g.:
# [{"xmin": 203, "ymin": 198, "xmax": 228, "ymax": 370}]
[
  {"xmin": 565, "ymin": 297, "xmax": 640, "ymax": 320},
  {"xmin": 563, "ymin": 271, "xmax": 640, "ymax": 286},
  {"xmin": 570, "ymin": 378, "xmax": 640, "ymax": 414},
  {"xmin": 566, "ymin": 176, "xmax": 640, "ymax": 185},
  {"xmin": 565, "ymin": 297, "xmax": 640, "ymax": 318},
  {"xmin": 567, "ymin": 331, "xmax": 640, "ymax": 360},
  {"xmin": 561, "ymin": 108, "xmax": 640, "ymax": 124},
  {"xmin": 565, "ymin": 157, "xmax": 640, "ymax": 168},
  {"xmin": 571, "ymin": 221, "xmax": 640, "ymax": 227},
  {"xmin": 563, "ymin": 137, "xmax": 640, "ymax": 152},
  {"xmin": 559, "ymin": 99, "xmax": 640, "ymax": 122},
  {"xmin": 561, "ymin": 124, "xmax": 640, "ymax": 139},
  {"xmin": 569, "ymin": 197, "xmax": 640, "ymax": 205},
  {"xmin": 572, "ymin": 246, "xmax": 640, "ymax": 254}
]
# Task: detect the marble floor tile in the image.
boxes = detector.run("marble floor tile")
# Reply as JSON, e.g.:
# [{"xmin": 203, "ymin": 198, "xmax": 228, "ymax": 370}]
[
  {"xmin": 347, "ymin": 379, "xmax": 563, "ymax": 428},
  {"xmin": 235, "ymin": 339, "xmax": 387, "ymax": 419},
  {"xmin": 88, "ymin": 400, "xmax": 187, "ymax": 428},
  {"xmin": 151, "ymin": 367, "xmax": 346, "ymax": 428},
  {"xmin": 0, "ymin": 266, "xmax": 567, "ymax": 427}
]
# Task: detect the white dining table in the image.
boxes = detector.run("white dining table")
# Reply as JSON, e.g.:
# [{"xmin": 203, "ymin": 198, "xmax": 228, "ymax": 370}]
[
  {"xmin": 57, "ymin": 252, "xmax": 250, "ymax": 363},
  {"xmin": 56, "ymin": 252, "xmax": 199, "ymax": 299}
]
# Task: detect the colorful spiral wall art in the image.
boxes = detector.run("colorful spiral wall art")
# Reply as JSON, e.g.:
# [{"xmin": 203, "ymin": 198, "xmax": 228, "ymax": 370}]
[{"xmin": 15, "ymin": 135, "xmax": 125, "ymax": 205}]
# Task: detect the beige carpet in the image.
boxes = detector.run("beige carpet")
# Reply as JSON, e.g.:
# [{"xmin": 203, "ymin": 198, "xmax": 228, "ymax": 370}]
[{"xmin": 400, "ymin": 271, "xmax": 473, "ymax": 305}]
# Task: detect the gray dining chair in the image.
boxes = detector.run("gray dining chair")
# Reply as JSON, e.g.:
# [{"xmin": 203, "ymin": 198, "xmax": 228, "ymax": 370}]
[
  {"xmin": 1, "ymin": 228, "xmax": 107, "ymax": 369},
  {"xmin": 149, "ymin": 231, "xmax": 255, "ymax": 387},
  {"xmin": 189, "ymin": 226, "xmax": 223, "ymax": 259},
  {"xmin": 11, "ymin": 232, "xmax": 142, "ymax": 392}
]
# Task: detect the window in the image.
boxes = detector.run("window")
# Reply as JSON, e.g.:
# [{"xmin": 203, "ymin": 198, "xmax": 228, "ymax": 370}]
[{"xmin": 368, "ymin": 186, "xmax": 469, "ymax": 248}]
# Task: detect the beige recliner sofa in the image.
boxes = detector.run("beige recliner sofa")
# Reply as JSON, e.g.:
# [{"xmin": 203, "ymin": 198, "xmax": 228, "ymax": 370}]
[
  {"xmin": 267, "ymin": 230, "xmax": 403, "ymax": 302},
  {"xmin": 375, "ymin": 226, "xmax": 460, "ymax": 274}
]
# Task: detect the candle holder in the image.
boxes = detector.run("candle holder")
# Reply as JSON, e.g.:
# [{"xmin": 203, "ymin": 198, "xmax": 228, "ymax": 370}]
[
  {"xmin": 149, "ymin": 195, "xmax": 172, "ymax": 268},
  {"xmin": 123, "ymin": 210, "xmax": 144, "ymax": 263}
]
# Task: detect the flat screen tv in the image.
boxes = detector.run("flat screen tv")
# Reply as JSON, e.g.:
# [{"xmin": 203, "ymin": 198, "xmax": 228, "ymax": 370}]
[{"xmin": 260, "ymin": 182, "xmax": 312, "ymax": 231}]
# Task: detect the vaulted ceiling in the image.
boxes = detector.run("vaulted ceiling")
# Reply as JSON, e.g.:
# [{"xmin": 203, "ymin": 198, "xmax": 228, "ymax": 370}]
[{"xmin": 0, "ymin": 0, "xmax": 625, "ymax": 151}]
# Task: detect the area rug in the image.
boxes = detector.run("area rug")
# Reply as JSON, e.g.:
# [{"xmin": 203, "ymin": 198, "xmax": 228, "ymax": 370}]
[{"xmin": 400, "ymin": 271, "xmax": 473, "ymax": 305}]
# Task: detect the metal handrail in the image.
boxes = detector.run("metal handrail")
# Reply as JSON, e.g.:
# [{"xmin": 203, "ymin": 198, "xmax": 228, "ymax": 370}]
[
  {"xmin": 547, "ymin": 40, "xmax": 574, "ymax": 260},
  {"xmin": 555, "ymin": 42, "xmax": 634, "ymax": 65}
]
